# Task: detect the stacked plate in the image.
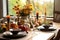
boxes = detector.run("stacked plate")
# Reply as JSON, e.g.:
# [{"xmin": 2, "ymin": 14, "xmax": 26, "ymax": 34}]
[{"xmin": 3, "ymin": 31, "xmax": 27, "ymax": 39}]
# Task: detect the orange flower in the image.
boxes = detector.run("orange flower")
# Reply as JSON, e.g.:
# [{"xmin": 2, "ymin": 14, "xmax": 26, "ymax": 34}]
[{"xmin": 6, "ymin": 15, "xmax": 10, "ymax": 19}]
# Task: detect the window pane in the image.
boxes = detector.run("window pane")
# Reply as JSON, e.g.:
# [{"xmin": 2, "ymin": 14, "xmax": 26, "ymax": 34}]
[{"xmin": 8, "ymin": 0, "xmax": 54, "ymax": 17}]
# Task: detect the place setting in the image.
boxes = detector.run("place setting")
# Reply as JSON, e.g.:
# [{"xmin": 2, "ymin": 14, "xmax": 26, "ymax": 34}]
[
  {"xmin": 37, "ymin": 24, "xmax": 56, "ymax": 32},
  {"xmin": 2, "ymin": 28, "xmax": 28, "ymax": 39}
]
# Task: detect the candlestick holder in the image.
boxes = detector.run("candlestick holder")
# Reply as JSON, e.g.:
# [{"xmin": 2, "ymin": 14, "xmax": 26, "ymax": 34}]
[{"xmin": 6, "ymin": 15, "xmax": 10, "ymax": 31}]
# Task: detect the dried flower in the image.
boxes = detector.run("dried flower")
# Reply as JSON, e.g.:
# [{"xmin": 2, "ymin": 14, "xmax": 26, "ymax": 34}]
[{"xmin": 12, "ymin": 0, "xmax": 32, "ymax": 16}]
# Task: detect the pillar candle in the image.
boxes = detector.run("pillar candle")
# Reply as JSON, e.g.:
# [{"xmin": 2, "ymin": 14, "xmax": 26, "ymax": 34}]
[{"xmin": 36, "ymin": 12, "xmax": 39, "ymax": 20}]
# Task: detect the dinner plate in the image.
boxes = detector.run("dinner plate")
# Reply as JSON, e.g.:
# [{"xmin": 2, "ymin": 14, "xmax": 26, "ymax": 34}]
[
  {"xmin": 3, "ymin": 31, "xmax": 27, "ymax": 39},
  {"xmin": 37, "ymin": 28, "xmax": 56, "ymax": 32}
]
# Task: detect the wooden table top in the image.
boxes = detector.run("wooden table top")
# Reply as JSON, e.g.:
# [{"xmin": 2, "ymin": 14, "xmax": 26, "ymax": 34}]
[{"xmin": 0, "ymin": 24, "xmax": 57, "ymax": 40}]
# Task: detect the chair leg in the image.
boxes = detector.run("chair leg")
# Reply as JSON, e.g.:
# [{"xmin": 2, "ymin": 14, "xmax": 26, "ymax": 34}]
[{"xmin": 50, "ymin": 34, "xmax": 55, "ymax": 40}]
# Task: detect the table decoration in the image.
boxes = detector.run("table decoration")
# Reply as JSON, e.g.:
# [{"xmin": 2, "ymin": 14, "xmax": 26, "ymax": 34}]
[
  {"xmin": 6, "ymin": 15, "xmax": 11, "ymax": 30},
  {"xmin": 12, "ymin": 1, "xmax": 32, "ymax": 32},
  {"xmin": 3, "ymin": 30, "xmax": 27, "ymax": 39}
]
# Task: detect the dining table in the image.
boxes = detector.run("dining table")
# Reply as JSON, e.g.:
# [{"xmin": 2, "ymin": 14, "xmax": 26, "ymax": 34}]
[{"xmin": 0, "ymin": 25, "xmax": 56, "ymax": 40}]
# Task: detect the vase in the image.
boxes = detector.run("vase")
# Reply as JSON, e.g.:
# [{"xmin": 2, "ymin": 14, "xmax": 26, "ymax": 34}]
[{"xmin": 21, "ymin": 16, "xmax": 28, "ymax": 19}]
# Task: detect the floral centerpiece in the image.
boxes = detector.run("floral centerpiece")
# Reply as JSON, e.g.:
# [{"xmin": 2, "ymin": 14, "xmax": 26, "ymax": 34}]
[
  {"xmin": 12, "ymin": 0, "xmax": 32, "ymax": 32},
  {"xmin": 13, "ymin": 5, "xmax": 32, "ymax": 16},
  {"xmin": 6, "ymin": 15, "xmax": 11, "ymax": 30},
  {"xmin": 12, "ymin": 0, "xmax": 32, "ymax": 16},
  {"xmin": 20, "ymin": 6, "xmax": 32, "ymax": 16}
]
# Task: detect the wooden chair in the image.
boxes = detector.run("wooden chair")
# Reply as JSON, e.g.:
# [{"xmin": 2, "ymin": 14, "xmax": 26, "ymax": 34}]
[
  {"xmin": 53, "ymin": 29, "xmax": 60, "ymax": 40},
  {"xmin": 50, "ymin": 29, "xmax": 60, "ymax": 40}
]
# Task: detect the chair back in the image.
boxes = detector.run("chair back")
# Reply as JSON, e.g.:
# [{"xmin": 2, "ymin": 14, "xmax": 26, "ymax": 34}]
[{"xmin": 54, "ymin": 29, "xmax": 60, "ymax": 40}]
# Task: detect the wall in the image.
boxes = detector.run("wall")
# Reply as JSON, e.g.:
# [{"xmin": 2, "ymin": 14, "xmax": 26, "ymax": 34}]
[
  {"xmin": 54, "ymin": 0, "xmax": 60, "ymax": 23},
  {"xmin": 0, "ymin": 0, "xmax": 3, "ymax": 18},
  {"xmin": 0, "ymin": 0, "xmax": 7, "ymax": 18},
  {"xmin": 55, "ymin": 0, "xmax": 60, "ymax": 11}
]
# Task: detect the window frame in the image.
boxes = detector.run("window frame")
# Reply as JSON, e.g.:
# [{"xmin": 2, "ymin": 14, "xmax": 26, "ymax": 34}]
[{"xmin": 6, "ymin": 0, "xmax": 54, "ymax": 18}]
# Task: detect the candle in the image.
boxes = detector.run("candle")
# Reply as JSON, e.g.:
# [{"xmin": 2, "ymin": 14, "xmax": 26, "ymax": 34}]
[
  {"xmin": 6, "ymin": 15, "xmax": 10, "ymax": 30},
  {"xmin": 6, "ymin": 15, "xmax": 10, "ymax": 22},
  {"xmin": 6, "ymin": 15, "xmax": 10, "ymax": 23},
  {"xmin": 36, "ymin": 12, "xmax": 39, "ymax": 20},
  {"xmin": 45, "ymin": 7, "xmax": 46, "ymax": 15},
  {"xmin": 44, "ymin": 7, "xmax": 47, "ymax": 24}
]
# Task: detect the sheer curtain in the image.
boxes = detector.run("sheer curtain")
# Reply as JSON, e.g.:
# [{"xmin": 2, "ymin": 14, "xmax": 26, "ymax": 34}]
[{"xmin": 3, "ymin": 0, "xmax": 7, "ymax": 17}]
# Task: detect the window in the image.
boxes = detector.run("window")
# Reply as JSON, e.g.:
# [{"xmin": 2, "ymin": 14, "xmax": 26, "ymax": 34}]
[
  {"xmin": 8, "ymin": 0, "xmax": 54, "ymax": 17},
  {"xmin": 3, "ymin": 0, "xmax": 7, "ymax": 17}
]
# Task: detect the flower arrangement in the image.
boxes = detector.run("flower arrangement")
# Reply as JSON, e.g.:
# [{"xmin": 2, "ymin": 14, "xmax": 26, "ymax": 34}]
[
  {"xmin": 20, "ymin": 5, "xmax": 32, "ymax": 16},
  {"xmin": 11, "ymin": 0, "xmax": 32, "ymax": 32},
  {"xmin": 12, "ymin": 0, "xmax": 32, "ymax": 16}
]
